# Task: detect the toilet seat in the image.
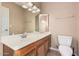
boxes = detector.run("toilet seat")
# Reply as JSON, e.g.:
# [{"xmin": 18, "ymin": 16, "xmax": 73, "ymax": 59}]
[{"xmin": 59, "ymin": 45, "xmax": 73, "ymax": 56}]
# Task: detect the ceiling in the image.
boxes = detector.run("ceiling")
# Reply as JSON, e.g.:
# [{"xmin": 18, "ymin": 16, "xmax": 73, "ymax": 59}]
[{"xmin": 15, "ymin": 2, "xmax": 40, "ymax": 8}]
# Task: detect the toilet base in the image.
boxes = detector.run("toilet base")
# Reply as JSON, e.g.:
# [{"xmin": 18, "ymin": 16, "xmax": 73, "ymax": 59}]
[{"xmin": 59, "ymin": 45, "xmax": 73, "ymax": 56}]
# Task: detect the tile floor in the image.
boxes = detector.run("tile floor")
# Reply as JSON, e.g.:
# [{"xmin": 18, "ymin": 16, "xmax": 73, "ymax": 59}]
[{"xmin": 47, "ymin": 50, "xmax": 61, "ymax": 56}]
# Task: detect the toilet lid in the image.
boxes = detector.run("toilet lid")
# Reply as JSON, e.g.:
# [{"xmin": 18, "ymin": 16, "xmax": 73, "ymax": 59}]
[{"xmin": 59, "ymin": 45, "xmax": 73, "ymax": 56}]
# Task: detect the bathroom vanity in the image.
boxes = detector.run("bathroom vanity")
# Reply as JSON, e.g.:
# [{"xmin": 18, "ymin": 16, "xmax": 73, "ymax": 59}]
[{"xmin": 1, "ymin": 32, "xmax": 51, "ymax": 56}]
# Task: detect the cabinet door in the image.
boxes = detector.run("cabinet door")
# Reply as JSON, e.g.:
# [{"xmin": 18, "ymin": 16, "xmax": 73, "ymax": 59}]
[
  {"xmin": 3, "ymin": 45, "xmax": 14, "ymax": 56},
  {"xmin": 25, "ymin": 49, "xmax": 36, "ymax": 56},
  {"xmin": 44, "ymin": 40, "xmax": 49, "ymax": 55},
  {"xmin": 37, "ymin": 44, "xmax": 45, "ymax": 56}
]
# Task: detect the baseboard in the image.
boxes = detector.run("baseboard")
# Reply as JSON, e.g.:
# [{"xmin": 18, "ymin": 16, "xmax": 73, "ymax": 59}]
[
  {"xmin": 49, "ymin": 47, "xmax": 59, "ymax": 51},
  {"xmin": 74, "ymin": 53, "xmax": 77, "ymax": 56}
]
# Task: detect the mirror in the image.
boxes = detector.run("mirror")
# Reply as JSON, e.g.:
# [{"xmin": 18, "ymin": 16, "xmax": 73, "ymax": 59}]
[
  {"xmin": 1, "ymin": 2, "xmax": 49, "ymax": 36},
  {"xmin": 1, "ymin": 2, "xmax": 40, "ymax": 35}
]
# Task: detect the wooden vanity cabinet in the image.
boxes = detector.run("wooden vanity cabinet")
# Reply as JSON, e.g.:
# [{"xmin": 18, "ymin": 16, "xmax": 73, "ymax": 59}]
[{"xmin": 3, "ymin": 35, "xmax": 51, "ymax": 56}]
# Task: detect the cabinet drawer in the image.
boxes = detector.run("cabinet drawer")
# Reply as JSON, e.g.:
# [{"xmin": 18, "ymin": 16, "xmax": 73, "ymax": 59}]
[{"xmin": 44, "ymin": 40, "xmax": 49, "ymax": 55}]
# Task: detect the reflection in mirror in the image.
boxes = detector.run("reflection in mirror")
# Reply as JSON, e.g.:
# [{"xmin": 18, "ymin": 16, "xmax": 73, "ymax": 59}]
[
  {"xmin": 0, "ymin": 7, "xmax": 9, "ymax": 36},
  {"xmin": 35, "ymin": 14, "xmax": 49, "ymax": 32},
  {"xmin": 1, "ymin": 2, "xmax": 40, "ymax": 35},
  {"xmin": 1, "ymin": 2, "xmax": 49, "ymax": 36}
]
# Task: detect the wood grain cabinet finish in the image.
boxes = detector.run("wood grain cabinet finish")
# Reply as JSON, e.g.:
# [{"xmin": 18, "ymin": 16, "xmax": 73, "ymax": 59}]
[
  {"xmin": 44, "ymin": 40, "xmax": 49, "ymax": 55},
  {"xmin": 3, "ymin": 45, "xmax": 14, "ymax": 56},
  {"xmin": 3, "ymin": 35, "xmax": 51, "ymax": 56},
  {"xmin": 37, "ymin": 44, "xmax": 45, "ymax": 56}
]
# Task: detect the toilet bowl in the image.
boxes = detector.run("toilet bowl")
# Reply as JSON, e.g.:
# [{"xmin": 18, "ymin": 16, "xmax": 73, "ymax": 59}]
[
  {"xmin": 58, "ymin": 35, "xmax": 73, "ymax": 56},
  {"xmin": 59, "ymin": 45, "xmax": 73, "ymax": 56}
]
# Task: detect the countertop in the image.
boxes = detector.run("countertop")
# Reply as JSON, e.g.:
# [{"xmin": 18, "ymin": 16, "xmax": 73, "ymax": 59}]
[{"xmin": 1, "ymin": 32, "xmax": 51, "ymax": 51}]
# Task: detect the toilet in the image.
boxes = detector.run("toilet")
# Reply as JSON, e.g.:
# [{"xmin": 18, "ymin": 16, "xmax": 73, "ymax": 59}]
[{"xmin": 58, "ymin": 35, "xmax": 73, "ymax": 56}]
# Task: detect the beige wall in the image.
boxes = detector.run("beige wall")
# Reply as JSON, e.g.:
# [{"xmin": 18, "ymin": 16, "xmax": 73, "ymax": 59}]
[
  {"xmin": 75, "ymin": 3, "xmax": 79, "ymax": 55},
  {"xmin": 0, "ymin": 3, "xmax": 1, "ymax": 6},
  {"xmin": 2, "ymin": 2, "xmax": 25, "ymax": 34},
  {"xmin": 40, "ymin": 2, "xmax": 78, "ymax": 55}
]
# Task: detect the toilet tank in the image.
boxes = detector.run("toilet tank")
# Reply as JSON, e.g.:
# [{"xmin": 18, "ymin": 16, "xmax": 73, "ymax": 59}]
[{"xmin": 58, "ymin": 35, "xmax": 72, "ymax": 46}]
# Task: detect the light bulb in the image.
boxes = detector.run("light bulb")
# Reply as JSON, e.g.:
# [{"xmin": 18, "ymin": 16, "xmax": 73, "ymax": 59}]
[
  {"xmin": 22, "ymin": 5, "xmax": 28, "ymax": 9},
  {"xmin": 28, "ymin": 8, "xmax": 32, "ymax": 11},
  {"xmin": 32, "ymin": 11, "xmax": 36, "ymax": 13},
  {"xmin": 32, "ymin": 5, "xmax": 37, "ymax": 10},
  {"xmin": 36, "ymin": 9, "xmax": 40, "ymax": 12}
]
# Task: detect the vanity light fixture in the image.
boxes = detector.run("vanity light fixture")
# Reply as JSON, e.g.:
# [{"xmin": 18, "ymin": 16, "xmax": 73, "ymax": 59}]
[{"xmin": 21, "ymin": 2, "xmax": 40, "ymax": 13}]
